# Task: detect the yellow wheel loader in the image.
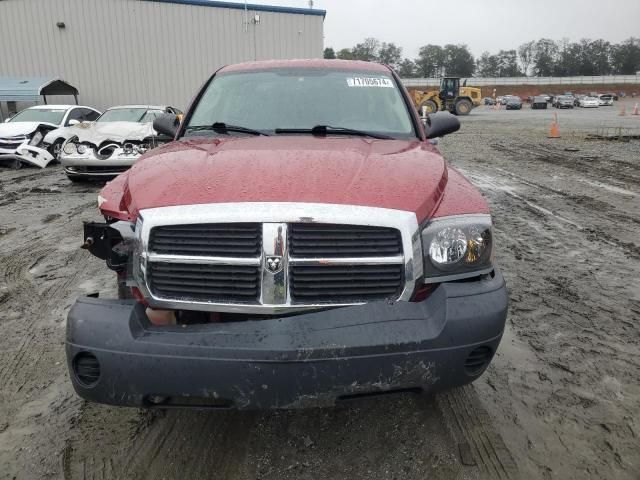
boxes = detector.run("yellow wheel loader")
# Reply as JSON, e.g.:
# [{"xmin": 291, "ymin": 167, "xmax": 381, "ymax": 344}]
[{"xmin": 414, "ymin": 77, "xmax": 482, "ymax": 116}]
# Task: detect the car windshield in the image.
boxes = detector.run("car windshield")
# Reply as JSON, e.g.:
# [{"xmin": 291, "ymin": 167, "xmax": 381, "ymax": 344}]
[
  {"xmin": 9, "ymin": 108, "xmax": 66, "ymax": 124},
  {"xmin": 185, "ymin": 68, "xmax": 415, "ymax": 138},
  {"xmin": 96, "ymin": 108, "xmax": 150, "ymax": 123}
]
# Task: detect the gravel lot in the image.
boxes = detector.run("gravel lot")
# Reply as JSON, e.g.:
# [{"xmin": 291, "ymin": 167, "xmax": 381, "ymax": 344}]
[{"xmin": 1, "ymin": 100, "xmax": 639, "ymax": 479}]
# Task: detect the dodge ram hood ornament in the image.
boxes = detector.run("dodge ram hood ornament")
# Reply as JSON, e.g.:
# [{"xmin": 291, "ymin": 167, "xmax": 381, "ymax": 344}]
[{"xmin": 265, "ymin": 256, "xmax": 283, "ymax": 273}]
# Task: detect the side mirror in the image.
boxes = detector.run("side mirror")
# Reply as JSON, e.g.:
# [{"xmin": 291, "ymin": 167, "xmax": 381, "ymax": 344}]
[
  {"xmin": 153, "ymin": 113, "xmax": 180, "ymax": 139},
  {"xmin": 424, "ymin": 111, "xmax": 460, "ymax": 139},
  {"xmin": 68, "ymin": 119, "xmax": 80, "ymax": 126}
]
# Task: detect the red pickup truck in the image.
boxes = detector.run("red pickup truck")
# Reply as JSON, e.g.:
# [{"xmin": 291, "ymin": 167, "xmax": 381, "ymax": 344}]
[{"xmin": 68, "ymin": 59, "xmax": 507, "ymax": 409}]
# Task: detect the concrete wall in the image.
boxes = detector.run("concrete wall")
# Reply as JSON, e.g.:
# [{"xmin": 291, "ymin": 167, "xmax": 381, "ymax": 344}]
[{"xmin": 0, "ymin": 0, "xmax": 324, "ymax": 111}]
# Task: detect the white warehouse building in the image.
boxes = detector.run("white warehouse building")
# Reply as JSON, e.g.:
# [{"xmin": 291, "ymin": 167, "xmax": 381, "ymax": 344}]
[{"xmin": 0, "ymin": 0, "xmax": 326, "ymax": 113}]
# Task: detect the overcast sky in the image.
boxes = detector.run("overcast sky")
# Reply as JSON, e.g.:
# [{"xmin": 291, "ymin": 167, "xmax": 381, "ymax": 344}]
[{"xmin": 248, "ymin": 0, "xmax": 640, "ymax": 57}]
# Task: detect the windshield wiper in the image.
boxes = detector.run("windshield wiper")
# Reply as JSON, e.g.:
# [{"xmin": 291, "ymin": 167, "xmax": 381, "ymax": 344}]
[
  {"xmin": 187, "ymin": 122, "xmax": 269, "ymax": 136},
  {"xmin": 275, "ymin": 125, "xmax": 393, "ymax": 140}
]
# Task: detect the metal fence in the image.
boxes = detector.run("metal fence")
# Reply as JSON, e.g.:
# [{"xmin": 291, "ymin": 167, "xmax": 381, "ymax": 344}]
[{"xmin": 401, "ymin": 75, "xmax": 640, "ymax": 88}]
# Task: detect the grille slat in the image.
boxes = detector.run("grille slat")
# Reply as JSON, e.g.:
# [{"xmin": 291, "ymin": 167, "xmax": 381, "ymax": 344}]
[
  {"xmin": 294, "ymin": 275, "xmax": 401, "ymax": 282},
  {"xmin": 290, "ymin": 224, "xmax": 401, "ymax": 257},
  {"xmin": 150, "ymin": 223, "xmax": 261, "ymax": 257},
  {"xmin": 154, "ymin": 285, "xmax": 258, "ymax": 296},
  {"xmin": 153, "ymin": 279, "xmax": 259, "ymax": 290},
  {"xmin": 291, "ymin": 264, "xmax": 403, "ymax": 302},
  {"xmin": 148, "ymin": 263, "xmax": 260, "ymax": 302}
]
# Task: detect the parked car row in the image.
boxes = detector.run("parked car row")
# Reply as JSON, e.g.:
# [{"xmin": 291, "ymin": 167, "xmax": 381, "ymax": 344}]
[
  {"xmin": 0, "ymin": 103, "xmax": 182, "ymax": 181},
  {"xmin": 484, "ymin": 91, "xmax": 618, "ymax": 111}
]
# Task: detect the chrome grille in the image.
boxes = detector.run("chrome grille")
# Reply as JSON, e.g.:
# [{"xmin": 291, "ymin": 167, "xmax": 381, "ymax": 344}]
[
  {"xmin": 136, "ymin": 203, "xmax": 422, "ymax": 313},
  {"xmin": 149, "ymin": 223, "xmax": 261, "ymax": 257},
  {"xmin": 289, "ymin": 223, "xmax": 402, "ymax": 257},
  {"xmin": 0, "ymin": 137, "xmax": 26, "ymax": 150},
  {"xmin": 290, "ymin": 264, "xmax": 403, "ymax": 302}
]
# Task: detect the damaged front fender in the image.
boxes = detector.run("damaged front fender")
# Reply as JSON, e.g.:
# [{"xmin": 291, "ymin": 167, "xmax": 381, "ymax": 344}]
[{"xmin": 82, "ymin": 220, "xmax": 136, "ymax": 270}]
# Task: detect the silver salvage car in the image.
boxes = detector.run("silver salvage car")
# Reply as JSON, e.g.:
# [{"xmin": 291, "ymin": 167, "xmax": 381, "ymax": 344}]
[{"xmin": 60, "ymin": 105, "xmax": 181, "ymax": 181}]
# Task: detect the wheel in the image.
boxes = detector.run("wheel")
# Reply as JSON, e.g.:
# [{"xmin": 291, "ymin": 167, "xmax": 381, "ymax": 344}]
[
  {"xmin": 117, "ymin": 277, "xmax": 134, "ymax": 299},
  {"xmin": 454, "ymin": 99, "xmax": 472, "ymax": 116},
  {"xmin": 419, "ymin": 99, "xmax": 438, "ymax": 115},
  {"xmin": 47, "ymin": 139, "xmax": 64, "ymax": 161}
]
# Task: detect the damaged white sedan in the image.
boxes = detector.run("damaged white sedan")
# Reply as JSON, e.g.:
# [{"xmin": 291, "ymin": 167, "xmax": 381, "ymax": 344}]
[
  {"xmin": 0, "ymin": 105, "xmax": 100, "ymax": 168},
  {"xmin": 60, "ymin": 105, "xmax": 181, "ymax": 181}
]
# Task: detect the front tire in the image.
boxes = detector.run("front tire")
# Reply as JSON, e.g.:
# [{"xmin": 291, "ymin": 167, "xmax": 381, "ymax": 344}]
[
  {"xmin": 419, "ymin": 99, "xmax": 438, "ymax": 115},
  {"xmin": 455, "ymin": 99, "xmax": 472, "ymax": 116},
  {"xmin": 48, "ymin": 139, "xmax": 64, "ymax": 161}
]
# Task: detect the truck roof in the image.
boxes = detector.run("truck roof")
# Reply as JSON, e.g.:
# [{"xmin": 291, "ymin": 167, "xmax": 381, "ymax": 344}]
[{"xmin": 221, "ymin": 59, "xmax": 391, "ymax": 74}]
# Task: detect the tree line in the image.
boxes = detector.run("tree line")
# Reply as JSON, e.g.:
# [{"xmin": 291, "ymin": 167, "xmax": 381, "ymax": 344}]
[{"xmin": 323, "ymin": 37, "xmax": 640, "ymax": 78}]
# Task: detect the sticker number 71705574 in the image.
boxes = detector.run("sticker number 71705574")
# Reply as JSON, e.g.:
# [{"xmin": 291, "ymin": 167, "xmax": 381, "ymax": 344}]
[{"xmin": 346, "ymin": 77, "xmax": 394, "ymax": 88}]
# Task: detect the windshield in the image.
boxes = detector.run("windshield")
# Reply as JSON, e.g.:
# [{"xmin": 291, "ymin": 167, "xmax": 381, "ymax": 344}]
[
  {"xmin": 96, "ymin": 107, "xmax": 150, "ymax": 123},
  {"xmin": 186, "ymin": 69, "xmax": 415, "ymax": 138},
  {"xmin": 9, "ymin": 108, "xmax": 66, "ymax": 124}
]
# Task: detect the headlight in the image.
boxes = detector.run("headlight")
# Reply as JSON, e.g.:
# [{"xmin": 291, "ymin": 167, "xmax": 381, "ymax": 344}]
[
  {"xmin": 421, "ymin": 214, "xmax": 493, "ymax": 282},
  {"xmin": 63, "ymin": 141, "xmax": 77, "ymax": 155},
  {"xmin": 29, "ymin": 131, "xmax": 43, "ymax": 146},
  {"xmin": 123, "ymin": 143, "xmax": 134, "ymax": 155},
  {"xmin": 76, "ymin": 144, "xmax": 87, "ymax": 154},
  {"xmin": 134, "ymin": 143, "xmax": 148, "ymax": 154}
]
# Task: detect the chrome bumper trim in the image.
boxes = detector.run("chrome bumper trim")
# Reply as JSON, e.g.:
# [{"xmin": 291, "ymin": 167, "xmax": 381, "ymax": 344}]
[{"xmin": 146, "ymin": 252, "xmax": 261, "ymax": 266}]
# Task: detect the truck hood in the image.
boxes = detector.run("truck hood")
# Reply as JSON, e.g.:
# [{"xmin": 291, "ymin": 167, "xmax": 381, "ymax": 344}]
[
  {"xmin": 0, "ymin": 122, "xmax": 53, "ymax": 137},
  {"xmin": 120, "ymin": 136, "xmax": 447, "ymax": 221},
  {"xmin": 72, "ymin": 121, "xmax": 155, "ymax": 145}
]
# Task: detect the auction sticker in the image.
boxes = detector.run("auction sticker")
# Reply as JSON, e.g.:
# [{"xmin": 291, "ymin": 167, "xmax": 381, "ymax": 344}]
[{"xmin": 347, "ymin": 77, "xmax": 394, "ymax": 88}]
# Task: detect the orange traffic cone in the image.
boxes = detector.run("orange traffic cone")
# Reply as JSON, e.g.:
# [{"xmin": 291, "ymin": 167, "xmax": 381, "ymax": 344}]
[
  {"xmin": 619, "ymin": 104, "xmax": 626, "ymax": 116},
  {"xmin": 632, "ymin": 103, "xmax": 639, "ymax": 115},
  {"xmin": 548, "ymin": 113, "xmax": 560, "ymax": 138}
]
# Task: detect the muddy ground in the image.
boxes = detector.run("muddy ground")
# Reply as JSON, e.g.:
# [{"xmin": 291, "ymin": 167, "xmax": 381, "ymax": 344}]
[{"xmin": 1, "ymin": 101, "xmax": 639, "ymax": 479}]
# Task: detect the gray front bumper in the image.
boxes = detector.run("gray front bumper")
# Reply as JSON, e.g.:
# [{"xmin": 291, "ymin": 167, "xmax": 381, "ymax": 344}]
[{"xmin": 66, "ymin": 270, "xmax": 508, "ymax": 409}]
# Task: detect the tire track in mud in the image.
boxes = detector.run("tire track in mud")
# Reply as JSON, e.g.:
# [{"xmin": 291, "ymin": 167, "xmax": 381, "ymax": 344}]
[
  {"xmin": 445, "ymin": 136, "xmax": 640, "ymax": 478},
  {"xmin": 61, "ymin": 391, "xmax": 518, "ymax": 480},
  {"xmin": 438, "ymin": 387, "xmax": 517, "ymax": 479},
  {"xmin": 0, "ymin": 243, "xmax": 51, "ymax": 389},
  {"xmin": 490, "ymin": 141, "xmax": 640, "ymax": 186},
  {"xmin": 0, "ymin": 169, "xmax": 106, "ymax": 478},
  {"xmin": 460, "ymin": 167, "xmax": 640, "ymax": 261}
]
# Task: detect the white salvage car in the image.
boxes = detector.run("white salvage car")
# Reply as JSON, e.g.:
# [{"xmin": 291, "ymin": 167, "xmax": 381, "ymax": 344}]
[
  {"xmin": 60, "ymin": 105, "xmax": 181, "ymax": 181},
  {"xmin": 598, "ymin": 94, "xmax": 613, "ymax": 106},
  {"xmin": 0, "ymin": 105, "xmax": 101, "ymax": 168},
  {"xmin": 579, "ymin": 96, "xmax": 599, "ymax": 108}
]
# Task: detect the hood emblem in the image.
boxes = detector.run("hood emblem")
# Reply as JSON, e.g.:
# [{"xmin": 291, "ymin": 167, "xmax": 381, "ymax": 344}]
[{"xmin": 265, "ymin": 256, "xmax": 283, "ymax": 274}]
